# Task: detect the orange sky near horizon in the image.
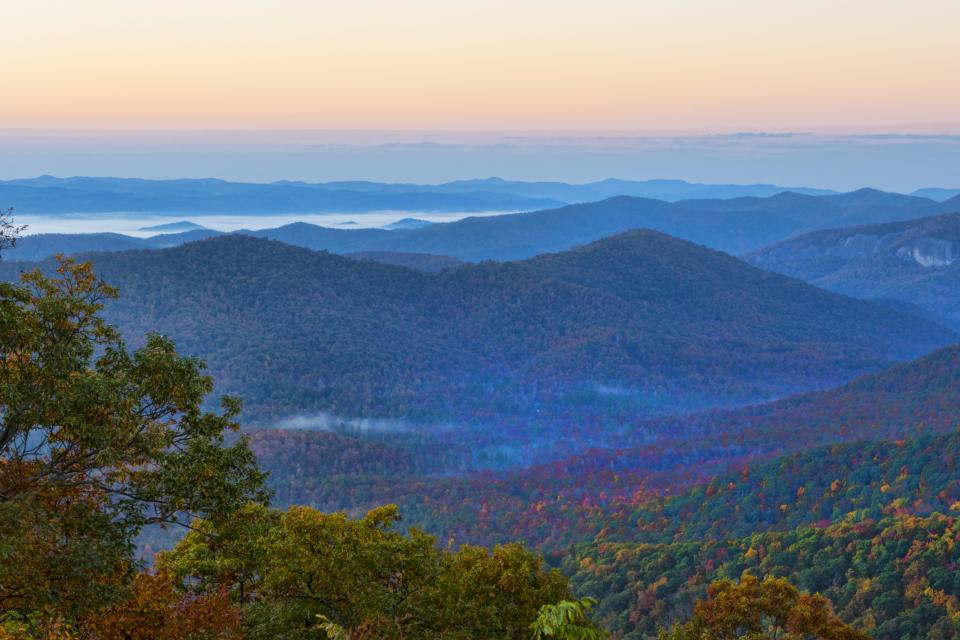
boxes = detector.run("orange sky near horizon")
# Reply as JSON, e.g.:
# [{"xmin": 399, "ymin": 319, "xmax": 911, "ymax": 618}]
[{"xmin": 2, "ymin": 0, "xmax": 958, "ymax": 132}]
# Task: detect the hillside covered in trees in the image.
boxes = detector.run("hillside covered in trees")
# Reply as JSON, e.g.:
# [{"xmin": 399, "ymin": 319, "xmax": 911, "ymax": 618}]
[
  {"xmin": 747, "ymin": 211, "xmax": 960, "ymax": 328},
  {"xmin": 3, "ymin": 219, "xmax": 959, "ymax": 640},
  {"xmin": 247, "ymin": 343, "xmax": 960, "ymax": 552},
  {"xmin": 0, "ymin": 232, "xmax": 953, "ymax": 425},
  {"xmin": 248, "ymin": 342, "xmax": 960, "ymax": 638},
  {"xmin": 0, "ymin": 243, "xmax": 885, "ymax": 640},
  {"xmin": 0, "ymin": 255, "xmax": 617, "ymax": 640}
]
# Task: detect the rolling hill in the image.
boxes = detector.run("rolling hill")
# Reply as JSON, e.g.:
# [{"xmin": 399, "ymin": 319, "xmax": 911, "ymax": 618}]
[
  {"xmin": 557, "ymin": 346, "xmax": 960, "ymax": 639},
  {"xmin": 253, "ymin": 343, "xmax": 960, "ymax": 551},
  {"xmin": 1, "ymin": 232, "xmax": 954, "ymax": 424},
  {"xmin": 747, "ymin": 211, "xmax": 960, "ymax": 328},
  {"xmin": 566, "ymin": 511, "xmax": 960, "ymax": 639},
  {"xmin": 912, "ymin": 186, "xmax": 960, "ymax": 201},
  {"xmin": 3, "ymin": 229, "xmax": 224, "ymax": 261},
  {"xmin": 345, "ymin": 250, "xmax": 463, "ymax": 271},
  {"xmin": 138, "ymin": 220, "xmax": 207, "ymax": 232}
]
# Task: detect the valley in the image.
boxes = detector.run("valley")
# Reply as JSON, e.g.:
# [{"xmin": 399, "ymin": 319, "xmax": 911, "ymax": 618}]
[{"xmin": 4, "ymin": 179, "xmax": 960, "ymax": 639}]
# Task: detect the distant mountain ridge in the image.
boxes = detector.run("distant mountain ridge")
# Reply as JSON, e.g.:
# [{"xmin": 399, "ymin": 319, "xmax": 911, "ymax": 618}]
[
  {"xmin": 747, "ymin": 211, "xmax": 960, "ymax": 327},
  {"xmin": 912, "ymin": 187, "xmax": 960, "ymax": 201},
  {"xmin": 7, "ymin": 188, "xmax": 960, "ymax": 261},
  {"xmin": 0, "ymin": 175, "xmax": 840, "ymax": 216},
  {"xmin": 138, "ymin": 220, "xmax": 207, "ymax": 232},
  {"xmin": 0, "ymin": 232, "xmax": 953, "ymax": 423},
  {"xmin": 4, "ymin": 229, "xmax": 224, "ymax": 261},
  {"xmin": 0, "ymin": 175, "xmax": 562, "ymax": 214}
]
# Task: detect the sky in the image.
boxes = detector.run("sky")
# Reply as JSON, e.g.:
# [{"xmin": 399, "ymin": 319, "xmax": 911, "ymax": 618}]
[{"xmin": 1, "ymin": 1, "xmax": 959, "ymax": 188}]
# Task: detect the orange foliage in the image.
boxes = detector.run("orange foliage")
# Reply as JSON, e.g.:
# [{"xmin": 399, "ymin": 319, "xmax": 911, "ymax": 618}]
[{"xmin": 82, "ymin": 572, "xmax": 243, "ymax": 640}]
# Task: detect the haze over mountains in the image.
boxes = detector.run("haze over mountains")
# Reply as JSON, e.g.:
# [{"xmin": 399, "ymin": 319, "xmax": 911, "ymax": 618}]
[
  {"xmin": 6, "ymin": 185, "xmax": 960, "ymax": 262},
  {"xmin": 253, "ymin": 338, "xmax": 960, "ymax": 550},
  {"xmin": 0, "ymin": 176, "xmax": 559, "ymax": 214},
  {"xmin": 10, "ymin": 0, "xmax": 960, "ymax": 633},
  {"xmin": 137, "ymin": 220, "xmax": 208, "ymax": 232},
  {"xmin": 0, "ymin": 175, "xmax": 844, "ymax": 216}
]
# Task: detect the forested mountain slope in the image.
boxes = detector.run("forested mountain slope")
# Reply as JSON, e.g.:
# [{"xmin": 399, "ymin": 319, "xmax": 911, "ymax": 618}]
[
  {"xmin": 247, "ymin": 343, "xmax": 960, "ymax": 639},
  {"xmin": 561, "ymin": 405, "xmax": 960, "ymax": 639},
  {"xmin": 556, "ymin": 349, "xmax": 960, "ymax": 638},
  {"xmin": 567, "ymin": 513, "xmax": 960, "ymax": 639},
  {"xmin": 345, "ymin": 250, "xmax": 464, "ymax": 271},
  {"xmin": 748, "ymin": 211, "xmax": 960, "ymax": 327},
  {"xmin": 246, "ymin": 344, "xmax": 960, "ymax": 552},
  {"xmin": 5, "ymin": 229, "xmax": 224, "ymax": 261},
  {"xmin": 1, "ymin": 232, "xmax": 953, "ymax": 423}
]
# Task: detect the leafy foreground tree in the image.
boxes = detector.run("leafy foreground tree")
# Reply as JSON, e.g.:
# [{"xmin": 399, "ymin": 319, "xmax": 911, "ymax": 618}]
[
  {"xmin": 0, "ymin": 208, "xmax": 24, "ymax": 255},
  {"xmin": 658, "ymin": 574, "xmax": 869, "ymax": 640},
  {"xmin": 161, "ymin": 502, "xmax": 585, "ymax": 640},
  {"xmin": 0, "ymin": 256, "xmax": 599, "ymax": 639},
  {"xmin": 530, "ymin": 598, "xmax": 604, "ymax": 640},
  {"xmin": 0, "ymin": 258, "xmax": 267, "ymax": 632},
  {"xmin": 80, "ymin": 570, "xmax": 243, "ymax": 640}
]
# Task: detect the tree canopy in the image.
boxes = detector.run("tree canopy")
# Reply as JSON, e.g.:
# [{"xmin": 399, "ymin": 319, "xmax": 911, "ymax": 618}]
[
  {"xmin": 0, "ymin": 257, "xmax": 266, "ymax": 628},
  {"xmin": 659, "ymin": 574, "xmax": 869, "ymax": 640},
  {"xmin": 161, "ymin": 502, "xmax": 574, "ymax": 640},
  {"xmin": 0, "ymin": 208, "xmax": 23, "ymax": 256}
]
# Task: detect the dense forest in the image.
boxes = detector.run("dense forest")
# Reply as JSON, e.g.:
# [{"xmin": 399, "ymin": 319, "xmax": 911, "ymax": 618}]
[
  {"xmin": 4, "ymin": 224, "xmax": 960, "ymax": 639},
  {"xmin": 0, "ymin": 248, "xmax": 877, "ymax": 640},
  {"xmin": 244, "ymin": 342, "xmax": 960, "ymax": 637},
  {"xmin": 249, "ymin": 343, "xmax": 960, "ymax": 552},
  {"xmin": 569, "ymin": 513, "xmax": 960, "ymax": 639},
  {"xmin": 0, "ymin": 257, "xmax": 613, "ymax": 639},
  {"xmin": 0, "ymin": 232, "xmax": 952, "ymax": 426}
]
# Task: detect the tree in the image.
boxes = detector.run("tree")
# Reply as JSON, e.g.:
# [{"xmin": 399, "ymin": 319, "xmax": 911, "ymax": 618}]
[
  {"xmin": 530, "ymin": 598, "xmax": 604, "ymax": 639},
  {"xmin": 157, "ymin": 501, "xmax": 280, "ymax": 606},
  {"xmin": 659, "ymin": 573, "xmax": 869, "ymax": 640},
  {"xmin": 424, "ymin": 541, "xmax": 572, "ymax": 639},
  {"xmin": 163, "ymin": 503, "xmax": 584, "ymax": 640},
  {"xmin": 80, "ymin": 571, "xmax": 243, "ymax": 640},
  {"xmin": 0, "ymin": 208, "xmax": 23, "ymax": 257},
  {"xmin": 165, "ymin": 503, "xmax": 442, "ymax": 640},
  {"xmin": 0, "ymin": 258, "xmax": 267, "ymax": 625}
]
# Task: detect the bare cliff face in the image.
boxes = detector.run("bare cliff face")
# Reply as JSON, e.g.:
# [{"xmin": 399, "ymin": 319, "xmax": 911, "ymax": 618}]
[
  {"xmin": 779, "ymin": 232, "xmax": 960, "ymax": 267},
  {"xmin": 801, "ymin": 232, "xmax": 959, "ymax": 267},
  {"xmin": 894, "ymin": 237, "xmax": 959, "ymax": 267}
]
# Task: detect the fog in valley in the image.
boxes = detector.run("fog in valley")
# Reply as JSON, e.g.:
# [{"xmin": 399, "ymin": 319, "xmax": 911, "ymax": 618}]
[{"xmin": 17, "ymin": 210, "xmax": 510, "ymax": 237}]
